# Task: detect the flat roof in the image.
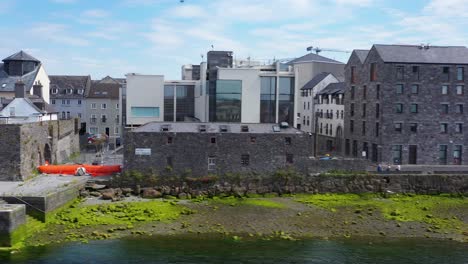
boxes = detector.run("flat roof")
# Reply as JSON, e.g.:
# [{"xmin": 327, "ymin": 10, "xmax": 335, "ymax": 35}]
[{"xmin": 132, "ymin": 122, "xmax": 304, "ymax": 134}]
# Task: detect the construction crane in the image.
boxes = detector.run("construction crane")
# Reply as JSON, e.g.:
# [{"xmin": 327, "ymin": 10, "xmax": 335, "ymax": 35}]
[{"xmin": 306, "ymin": 46, "xmax": 350, "ymax": 55}]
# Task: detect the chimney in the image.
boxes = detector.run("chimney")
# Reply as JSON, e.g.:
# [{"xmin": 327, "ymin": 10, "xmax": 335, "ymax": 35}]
[
  {"xmin": 33, "ymin": 82, "xmax": 43, "ymax": 98},
  {"xmin": 14, "ymin": 80, "xmax": 25, "ymax": 98}
]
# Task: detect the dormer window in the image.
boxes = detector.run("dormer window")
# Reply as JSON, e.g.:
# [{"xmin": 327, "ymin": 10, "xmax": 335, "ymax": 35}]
[
  {"xmin": 51, "ymin": 88, "xmax": 58, "ymax": 94},
  {"xmin": 66, "ymin": 89, "xmax": 73, "ymax": 94},
  {"xmin": 77, "ymin": 89, "xmax": 84, "ymax": 95}
]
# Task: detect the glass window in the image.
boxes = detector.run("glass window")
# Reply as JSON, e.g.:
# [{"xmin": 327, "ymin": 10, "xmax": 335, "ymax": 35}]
[
  {"xmin": 394, "ymin": 122, "xmax": 402, "ymax": 132},
  {"xmin": 362, "ymin": 121, "xmax": 366, "ymax": 136},
  {"xmin": 216, "ymin": 80, "xmax": 242, "ymax": 122},
  {"xmin": 77, "ymin": 100, "xmax": 81, "ymax": 105},
  {"xmin": 350, "ymin": 103, "xmax": 354, "ymax": 117},
  {"xmin": 410, "ymin": 123, "xmax": 418, "ymax": 132},
  {"xmin": 375, "ymin": 122, "xmax": 379, "ymax": 137},
  {"xmin": 440, "ymin": 123, "xmax": 448, "ymax": 133},
  {"xmin": 410, "ymin": 104, "xmax": 418, "ymax": 113},
  {"xmin": 131, "ymin": 107, "xmax": 160, "ymax": 117},
  {"xmin": 362, "ymin": 103, "xmax": 366, "ymax": 117},
  {"xmin": 395, "ymin": 104, "xmax": 403, "ymax": 113},
  {"xmin": 411, "ymin": 84, "xmax": 419, "ymax": 94},
  {"xmin": 439, "ymin": 145, "xmax": 447, "ymax": 165},
  {"xmin": 392, "ymin": 145, "xmax": 402, "ymax": 164},
  {"xmin": 441, "ymin": 104, "xmax": 449, "ymax": 114},
  {"xmin": 208, "ymin": 157, "xmax": 216, "ymax": 171},
  {"xmin": 278, "ymin": 77, "xmax": 295, "ymax": 125},
  {"xmin": 91, "ymin": 103, "xmax": 96, "ymax": 109},
  {"xmin": 370, "ymin": 63, "xmax": 377, "ymax": 81},
  {"xmin": 241, "ymin": 154, "xmax": 250, "ymax": 166},
  {"xmin": 457, "ymin": 67, "xmax": 464, "ymax": 81},
  {"xmin": 455, "ymin": 123, "xmax": 463, "ymax": 133},
  {"xmin": 89, "ymin": 127, "xmax": 98, "ymax": 134},
  {"xmin": 454, "ymin": 145, "xmax": 462, "ymax": 164},
  {"xmin": 442, "ymin": 67, "xmax": 450, "ymax": 82},
  {"xmin": 363, "ymin": 85, "xmax": 367, "ymax": 99},
  {"xmin": 412, "ymin": 66, "xmax": 419, "ymax": 80},
  {"xmin": 376, "ymin": 103, "xmax": 380, "ymax": 118},
  {"xmin": 441, "ymin": 85, "xmax": 448, "ymax": 95},
  {"xmin": 51, "ymin": 99, "xmax": 56, "ymax": 105},
  {"xmin": 176, "ymin": 85, "xmax": 195, "ymax": 121},
  {"xmin": 350, "ymin": 86, "xmax": 355, "ymax": 100},
  {"xmin": 396, "ymin": 84, "xmax": 403, "ymax": 94},
  {"xmin": 350, "ymin": 120, "xmax": 354, "ymax": 133},
  {"xmin": 376, "ymin": 84, "xmax": 380, "ymax": 99},
  {"xmin": 101, "ymin": 103, "xmax": 107, "ymax": 109},
  {"xmin": 455, "ymin": 104, "xmax": 464, "ymax": 114},
  {"xmin": 456, "ymin": 85, "xmax": 464, "ymax": 95},
  {"xmin": 396, "ymin": 66, "xmax": 404, "ymax": 80},
  {"xmin": 351, "ymin": 66, "xmax": 356, "ymax": 84}
]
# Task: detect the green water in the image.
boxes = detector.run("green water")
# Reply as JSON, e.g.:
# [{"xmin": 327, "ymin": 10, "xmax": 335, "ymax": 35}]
[{"xmin": 1, "ymin": 236, "xmax": 467, "ymax": 264}]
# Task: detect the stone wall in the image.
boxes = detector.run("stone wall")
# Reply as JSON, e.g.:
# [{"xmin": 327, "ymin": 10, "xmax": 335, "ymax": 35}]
[
  {"xmin": 0, "ymin": 119, "xmax": 79, "ymax": 181},
  {"xmin": 124, "ymin": 130, "xmax": 314, "ymax": 177},
  {"xmin": 0, "ymin": 204, "xmax": 26, "ymax": 247}
]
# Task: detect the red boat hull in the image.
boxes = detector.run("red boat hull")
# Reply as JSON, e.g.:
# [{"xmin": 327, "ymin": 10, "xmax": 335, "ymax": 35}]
[{"xmin": 38, "ymin": 164, "xmax": 121, "ymax": 176}]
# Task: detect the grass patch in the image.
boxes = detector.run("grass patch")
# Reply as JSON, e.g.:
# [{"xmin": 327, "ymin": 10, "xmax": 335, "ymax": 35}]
[
  {"xmin": 295, "ymin": 194, "xmax": 467, "ymax": 232},
  {"xmin": 211, "ymin": 197, "xmax": 285, "ymax": 209},
  {"xmin": 49, "ymin": 200, "xmax": 192, "ymax": 228}
]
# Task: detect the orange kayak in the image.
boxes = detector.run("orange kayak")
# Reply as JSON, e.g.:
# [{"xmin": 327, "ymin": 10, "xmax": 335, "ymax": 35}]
[{"xmin": 38, "ymin": 164, "xmax": 121, "ymax": 176}]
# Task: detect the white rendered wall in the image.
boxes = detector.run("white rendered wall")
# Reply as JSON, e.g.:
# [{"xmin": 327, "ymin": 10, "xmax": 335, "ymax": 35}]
[
  {"xmin": 126, "ymin": 74, "xmax": 164, "ymax": 126},
  {"xmin": 34, "ymin": 65, "xmax": 50, "ymax": 103}
]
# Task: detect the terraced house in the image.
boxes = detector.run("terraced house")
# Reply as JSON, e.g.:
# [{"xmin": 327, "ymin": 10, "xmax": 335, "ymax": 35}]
[{"xmin": 344, "ymin": 44, "xmax": 468, "ymax": 165}]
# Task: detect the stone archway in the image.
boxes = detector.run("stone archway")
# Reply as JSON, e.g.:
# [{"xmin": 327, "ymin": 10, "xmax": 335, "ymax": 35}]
[{"xmin": 44, "ymin": 144, "xmax": 52, "ymax": 164}]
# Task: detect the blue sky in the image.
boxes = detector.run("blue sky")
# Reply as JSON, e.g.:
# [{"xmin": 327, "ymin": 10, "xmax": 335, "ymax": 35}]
[{"xmin": 0, "ymin": 0, "xmax": 466, "ymax": 79}]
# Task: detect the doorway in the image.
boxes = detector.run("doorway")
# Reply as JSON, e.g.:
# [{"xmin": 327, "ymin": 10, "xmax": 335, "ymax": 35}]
[
  {"xmin": 409, "ymin": 145, "xmax": 417, "ymax": 164},
  {"xmin": 105, "ymin": 127, "xmax": 110, "ymax": 136}
]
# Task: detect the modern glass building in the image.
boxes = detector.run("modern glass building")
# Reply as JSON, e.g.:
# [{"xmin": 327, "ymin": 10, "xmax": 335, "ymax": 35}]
[
  {"xmin": 260, "ymin": 77, "xmax": 276, "ymax": 123},
  {"xmin": 164, "ymin": 84, "xmax": 195, "ymax": 122},
  {"xmin": 215, "ymin": 80, "xmax": 242, "ymax": 122}
]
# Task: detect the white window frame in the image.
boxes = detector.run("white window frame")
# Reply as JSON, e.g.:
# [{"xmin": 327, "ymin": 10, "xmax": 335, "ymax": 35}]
[
  {"xmin": 77, "ymin": 89, "xmax": 84, "ymax": 95},
  {"xmin": 77, "ymin": 100, "xmax": 82, "ymax": 105},
  {"xmin": 89, "ymin": 127, "xmax": 98, "ymax": 134},
  {"xmin": 51, "ymin": 99, "xmax": 56, "ymax": 105},
  {"xmin": 101, "ymin": 103, "xmax": 107, "ymax": 109},
  {"xmin": 66, "ymin": 99, "xmax": 71, "ymax": 105},
  {"xmin": 91, "ymin": 103, "xmax": 97, "ymax": 109},
  {"xmin": 67, "ymin": 89, "xmax": 73, "ymax": 95},
  {"xmin": 116, "ymin": 103, "xmax": 119, "ymax": 109},
  {"xmin": 62, "ymin": 100, "xmax": 66, "ymax": 105},
  {"xmin": 101, "ymin": 114, "xmax": 107, "ymax": 123},
  {"xmin": 208, "ymin": 157, "xmax": 216, "ymax": 171},
  {"xmin": 51, "ymin": 88, "xmax": 58, "ymax": 94}
]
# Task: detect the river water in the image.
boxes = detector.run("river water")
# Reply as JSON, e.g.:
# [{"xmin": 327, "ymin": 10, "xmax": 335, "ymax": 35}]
[{"xmin": 1, "ymin": 236, "xmax": 467, "ymax": 264}]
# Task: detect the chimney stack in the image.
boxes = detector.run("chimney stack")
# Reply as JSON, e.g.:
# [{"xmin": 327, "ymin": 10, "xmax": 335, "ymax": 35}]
[
  {"xmin": 33, "ymin": 82, "xmax": 43, "ymax": 98},
  {"xmin": 14, "ymin": 80, "xmax": 25, "ymax": 98}
]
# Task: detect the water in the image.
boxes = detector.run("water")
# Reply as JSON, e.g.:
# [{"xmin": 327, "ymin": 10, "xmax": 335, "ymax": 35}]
[{"xmin": 1, "ymin": 236, "xmax": 467, "ymax": 264}]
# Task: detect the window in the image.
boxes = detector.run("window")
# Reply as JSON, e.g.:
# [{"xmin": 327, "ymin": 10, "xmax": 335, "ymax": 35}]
[
  {"xmin": 362, "ymin": 103, "xmax": 366, "ymax": 117},
  {"xmin": 61, "ymin": 112, "xmax": 65, "ymax": 119},
  {"xmin": 77, "ymin": 89, "xmax": 84, "ymax": 95},
  {"xmin": 66, "ymin": 89, "xmax": 73, "ymax": 95},
  {"xmin": 89, "ymin": 127, "xmax": 98, "ymax": 134},
  {"xmin": 363, "ymin": 85, "xmax": 367, "ymax": 99},
  {"xmin": 116, "ymin": 103, "xmax": 119, "ymax": 109},
  {"xmin": 320, "ymin": 123, "xmax": 323, "ymax": 134},
  {"xmin": 362, "ymin": 121, "xmax": 366, "ymax": 136},
  {"xmin": 208, "ymin": 157, "xmax": 216, "ymax": 171},
  {"xmin": 66, "ymin": 111, "xmax": 70, "ymax": 119},
  {"xmin": 454, "ymin": 145, "xmax": 462, "ymax": 165},
  {"xmin": 78, "ymin": 100, "xmax": 81, "ymax": 105},
  {"xmin": 210, "ymin": 137, "xmax": 216, "ymax": 144},
  {"xmin": 51, "ymin": 88, "xmax": 58, "ymax": 94},
  {"xmin": 51, "ymin": 99, "xmax": 56, "ymax": 105},
  {"xmin": 101, "ymin": 115, "xmax": 107, "ymax": 123},
  {"xmin": 350, "ymin": 86, "xmax": 355, "ymax": 100},
  {"xmin": 166, "ymin": 157, "xmax": 173, "ymax": 168},
  {"xmin": 90, "ymin": 114, "xmax": 97, "ymax": 123},
  {"xmin": 376, "ymin": 84, "xmax": 380, "ymax": 99},
  {"xmin": 350, "ymin": 103, "xmax": 355, "ymax": 117},
  {"xmin": 455, "ymin": 123, "xmax": 463, "ymax": 134},
  {"xmin": 410, "ymin": 123, "xmax": 418, "ymax": 133},
  {"xmin": 285, "ymin": 137, "xmax": 292, "ymax": 145},
  {"xmin": 307, "ymin": 116, "xmax": 310, "ymax": 126},
  {"xmin": 440, "ymin": 123, "xmax": 448, "ymax": 133},
  {"xmin": 442, "ymin": 66, "xmax": 450, "ymax": 81},
  {"xmin": 216, "ymin": 80, "xmax": 242, "ymax": 122},
  {"xmin": 307, "ymin": 102, "xmax": 310, "ymax": 110},
  {"xmin": 302, "ymin": 116, "xmax": 305, "ymax": 125},
  {"xmin": 441, "ymin": 103, "xmax": 449, "ymax": 114},
  {"xmin": 392, "ymin": 145, "xmax": 402, "ymax": 164},
  {"xmin": 66, "ymin": 100, "xmax": 70, "ymax": 105},
  {"xmin": 457, "ymin": 67, "xmax": 464, "ymax": 81},
  {"xmin": 114, "ymin": 127, "xmax": 119, "ymax": 134},
  {"xmin": 303, "ymin": 102, "xmax": 306, "ymax": 110},
  {"xmin": 101, "ymin": 103, "xmax": 107, "ymax": 109},
  {"xmin": 345, "ymin": 139, "xmax": 350, "ymax": 155},
  {"xmin": 394, "ymin": 122, "xmax": 402, "ymax": 132},
  {"xmin": 395, "ymin": 84, "xmax": 404, "ymax": 94},
  {"xmin": 250, "ymin": 137, "xmax": 256, "ymax": 143},
  {"xmin": 352, "ymin": 140, "xmax": 358, "ymax": 157},
  {"xmin": 439, "ymin": 145, "xmax": 448, "ymax": 165},
  {"xmin": 350, "ymin": 120, "xmax": 354, "ymax": 133},
  {"xmin": 78, "ymin": 113, "xmax": 81, "ymax": 118},
  {"xmin": 412, "ymin": 66, "xmax": 419, "ymax": 80},
  {"xmin": 286, "ymin": 154, "xmax": 294, "ymax": 164},
  {"xmin": 441, "ymin": 85, "xmax": 449, "ymax": 95},
  {"xmin": 395, "ymin": 104, "xmax": 403, "ymax": 113},
  {"xmin": 9, "ymin": 107, "xmax": 15, "ymax": 116},
  {"xmin": 241, "ymin": 154, "xmax": 250, "ymax": 166},
  {"xmin": 396, "ymin": 66, "xmax": 404, "ymax": 80},
  {"xmin": 456, "ymin": 85, "xmax": 464, "ymax": 95},
  {"xmin": 370, "ymin": 63, "xmax": 377, "ymax": 81},
  {"xmin": 375, "ymin": 122, "xmax": 380, "ymax": 137},
  {"xmin": 410, "ymin": 104, "xmax": 418, "ymax": 113},
  {"xmin": 376, "ymin": 103, "xmax": 380, "ymax": 118},
  {"xmin": 411, "ymin": 84, "xmax": 419, "ymax": 94},
  {"xmin": 167, "ymin": 136, "xmax": 173, "ymax": 144},
  {"xmin": 62, "ymin": 100, "xmax": 66, "ymax": 105},
  {"xmin": 131, "ymin": 107, "xmax": 160, "ymax": 117},
  {"xmin": 91, "ymin": 103, "xmax": 96, "ymax": 109},
  {"xmin": 340, "ymin": 110, "xmax": 344, "ymax": 119},
  {"xmin": 455, "ymin": 104, "xmax": 464, "ymax": 114},
  {"xmin": 351, "ymin": 66, "xmax": 356, "ymax": 84},
  {"xmin": 115, "ymin": 115, "xmax": 120, "ymax": 124}
]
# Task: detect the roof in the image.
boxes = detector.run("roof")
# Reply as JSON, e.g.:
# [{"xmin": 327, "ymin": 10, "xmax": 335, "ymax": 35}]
[
  {"xmin": 49, "ymin": 75, "xmax": 90, "ymax": 98},
  {"xmin": 87, "ymin": 82, "xmax": 120, "ymax": 99},
  {"xmin": 133, "ymin": 122, "xmax": 304, "ymax": 134},
  {"xmin": 317, "ymin": 82, "xmax": 345, "ymax": 95},
  {"xmin": 373, "ymin": 44, "xmax": 468, "ymax": 64},
  {"xmin": 288, "ymin": 53, "xmax": 344, "ymax": 65},
  {"xmin": 354, "ymin": 50, "xmax": 369, "ymax": 63},
  {"xmin": 0, "ymin": 63, "xmax": 40, "ymax": 92},
  {"xmin": 2, "ymin": 50, "xmax": 40, "ymax": 62},
  {"xmin": 301, "ymin": 72, "xmax": 332, "ymax": 90}
]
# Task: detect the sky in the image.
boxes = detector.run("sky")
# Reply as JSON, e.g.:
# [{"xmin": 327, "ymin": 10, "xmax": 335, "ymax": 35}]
[{"xmin": 0, "ymin": 0, "xmax": 467, "ymax": 79}]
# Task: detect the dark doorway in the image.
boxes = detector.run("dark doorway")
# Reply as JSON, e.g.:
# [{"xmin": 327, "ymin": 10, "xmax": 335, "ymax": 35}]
[
  {"xmin": 372, "ymin": 144, "xmax": 378, "ymax": 162},
  {"xmin": 296, "ymin": 124, "xmax": 301, "ymax": 130},
  {"xmin": 105, "ymin": 127, "xmax": 110, "ymax": 136},
  {"xmin": 409, "ymin": 145, "xmax": 417, "ymax": 164},
  {"xmin": 44, "ymin": 144, "xmax": 51, "ymax": 164}
]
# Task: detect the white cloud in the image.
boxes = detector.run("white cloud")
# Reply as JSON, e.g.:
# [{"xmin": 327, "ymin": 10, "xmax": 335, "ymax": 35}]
[
  {"xmin": 168, "ymin": 4, "xmax": 205, "ymax": 18},
  {"xmin": 82, "ymin": 9, "xmax": 111, "ymax": 18},
  {"xmin": 334, "ymin": 0, "xmax": 374, "ymax": 6},
  {"xmin": 29, "ymin": 23, "xmax": 91, "ymax": 46}
]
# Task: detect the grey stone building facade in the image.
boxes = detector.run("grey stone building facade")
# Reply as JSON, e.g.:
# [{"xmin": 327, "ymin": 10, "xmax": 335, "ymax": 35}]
[
  {"xmin": 85, "ymin": 81, "xmax": 121, "ymax": 147},
  {"xmin": 344, "ymin": 44, "xmax": 468, "ymax": 165},
  {"xmin": 124, "ymin": 122, "xmax": 314, "ymax": 177}
]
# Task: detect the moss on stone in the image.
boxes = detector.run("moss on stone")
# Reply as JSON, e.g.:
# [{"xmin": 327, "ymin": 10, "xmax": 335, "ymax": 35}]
[{"xmin": 211, "ymin": 197, "xmax": 285, "ymax": 209}]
